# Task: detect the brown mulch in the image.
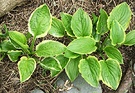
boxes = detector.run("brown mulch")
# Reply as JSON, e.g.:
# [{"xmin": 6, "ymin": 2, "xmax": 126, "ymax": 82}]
[{"xmin": 0, "ymin": 0, "xmax": 135, "ymax": 93}]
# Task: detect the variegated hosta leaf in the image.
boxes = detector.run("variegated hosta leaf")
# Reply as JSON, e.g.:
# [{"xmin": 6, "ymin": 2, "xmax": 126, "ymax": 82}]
[
  {"xmin": 104, "ymin": 46, "xmax": 123, "ymax": 64},
  {"xmin": 60, "ymin": 12, "xmax": 74, "ymax": 37},
  {"xmin": 71, "ymin": 8, "xmax": 92, "ymax": 37},
  {"xmin": 0, "ymin": 40, "xmax": 16, "ymax": 52},
  {"xmin": 64, "ymin": 49, "xmax": 80, "ymax": 59},
  {"xmin": 107, "ymin": 2, "xmax": 132, "ymax": 31},
  {"xmin": 40, "ymin": 57, "xmax": 62, "ymax": 71},
  {"xmin": 49, "ymin": 17, "xmax": 65, "ymax": 37},
  {"xmin": 110, "ymin": 20, "xmax": 125, "ymax": 46},
  {"xmin": 50, "ymin": 55, "xmax": 69, "ymax": 77},
  {"xmin": 100, "ymin": 59, "xmax": 122, "ymax": 90},
  {"xmin": 65, "ymin": 57, "xmax": 81, "ymax": 82},
  {"xmin": 79, "ymin": 56, "xmax": 100, "ymax": 87},
  {"xmin": 124, "ymin": 30, "xmax": 135, "ymax": 46},
  {"xmin": 28, "ymin": 4, "xmax": 52, "ymax": 38},
  {"xmin": 36, "ymin": 40, "xmax": 66, "ymax": 57},
  {"xmin": 18, "ymin": 56, "xmax": 36, "ymax": 83},
  {"xmin": 96, "ymin": 9, "xmax": 108, "ymax": 35},
  {"xmin": 67, "ymin": 37, "xmax": 97, "ymax": 54},
  {"xmin": 8, "ymin": 50, "xmax": 22, "ymax": 62},
  {"xmin": 8, "ymin": 31, "xmax": 29, "ymax": 49}
]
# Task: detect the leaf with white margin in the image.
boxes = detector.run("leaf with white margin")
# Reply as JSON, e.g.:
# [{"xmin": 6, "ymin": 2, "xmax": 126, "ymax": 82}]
[
  {"xmin": 8, "ymin": 50, "xmax": 22, "ymax": 62},
  {"xmin": 107, "ymin": 2, "xmax": 132, "ymax": 31},
  {"xmin": 18, "ymin": 56, "xmax": 36, "ymax": 83},
  {"xmin": 64, "ymin": 49, "xmax": 80, "ymax": 59},
  {"xmin": 71, "ymin": 8, "xmax": 92, "ymax": 37},
  {"xmin": 104, "ymin": 46, "xmax": 123, "ymax": 64},
  {"xmin": 60, "ymin": 12, "xmax": 74, "ymax": 37},
  {"xmin": 124, "ymin": 30, "xmax": 135, "ymax": 46},
  {"xmin": 65, "ymin": 57, "xmax": 81, "ymax": 82},
  {"xmin": 100, "ymin": 59, "xmax": 122, "ymax": 90},
  {"xmin": 49, "ymin": 17, "xmax": 65, "ymax": 37},
  {"xmin": 67, "ymin": 37, "xmax": 97, "ymax": 54},
  {"xmin": 50, "ymin": 55, "xmax": 69, "ymax": 77},
  {"xmin": 96, "ymin": 9, "xmax": 108, "ymax": 35},
  {"xmin": 0, "ymin": 40, "xmax": 16, "ymax": 52},
  {"xmin": 79, "ymin": 56, "xmax": 100, "ymax": 87},
  {"xmin": 28, "ymin": 4, "xmax": 52, "ymax": 38},
  {"xmin": 40, "ymin": 57, "xmax": 62, "ymax": 71},
  {"xmin": 9, "ymin": 31, "xmax": 29, "ymax": 49},
  {"xmin": 110, "ymin": 20, "xmax": 125, "ymax": 46},
  {"xmin": 36, "ymin": 40, "xmax": 66, "ymax": 57}
]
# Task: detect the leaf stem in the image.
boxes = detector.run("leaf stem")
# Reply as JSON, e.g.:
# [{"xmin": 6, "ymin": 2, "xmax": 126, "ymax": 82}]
[
  {"xmin": 0, "ymin": 53, "xmax": 5, "ymax": 61},
  {"xmin": 30, "ymin": 36, "xmax": 36, "ymax": 54},
  {"xmin": 99, "ymin": 53, "xmax": 105, "ymax": 61}
]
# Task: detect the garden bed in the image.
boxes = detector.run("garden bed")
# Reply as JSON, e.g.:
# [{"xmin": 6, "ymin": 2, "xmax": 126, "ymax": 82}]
[{"xmin": 0, "ymin": 0, "xmax": 135, "ymax": 93}]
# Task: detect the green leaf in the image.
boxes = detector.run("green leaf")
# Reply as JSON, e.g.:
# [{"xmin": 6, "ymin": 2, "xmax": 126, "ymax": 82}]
[
  {"xmin": 100, "ymin": 59, "xmax": 122, "ymax": 90},
  {"xmin": 104, "ymin": 46, "xmax": 123, "ymax": 64},
  {"xmin": 8, "ymin": 50, "xmax": 22, "ymax": 62},
  {"xmin": 67, "ymin": 37, "xmax": 97, "ymax": 54},
  {"xmin": 50, "ymin": 55, "xmax": 69, "ymax": 77},
  {"xmin": 9, "ymin": 31, "xmax": 29, "ymax": 49},
  {"xmin": 107, "ymin": 2, "xmax": 132, "ymax": 31},
  {"xmin": 56, "ymin": 55, "xmax": 69, "ymax": 69},
  {"xmin": 124, "ymin": 30, "xmax": 135, "ymax": 46},
  {"xmin": 60, "ymin": 12, "xmax": 74, "ymax": 36},
  {"xmin": 49, "ymin": 17, "xmax": 65, "ymax": 37},
  {"xmin": 96, "ymin": 9, "xmax": 108, "ymax": 35},
  {"xmin": 28, "ymin": 4, "xmax": 52, "ymax": 38},
  {"xmin": 0, "ymin": 40, "xmax": 16, "ymax": 52},
  {"xmin": 36, "ymin": 40, "xmax": 66, "ymax": 57},
  {"xmin": 40, "ymin": 57, "xmax": 62, "ymax": 71},
  {"xmin": 65, "ymin": 57, "xmax": 81, "ymax": 82},
  {"xmin": 18, "ymin": 56, "xmax": 36, "ymax": 83},
  {"xmin": 64, "ymin": 49, "xmax": 80, "ymax": 59},
  {"xmin": 92, "ymin": 13, "xmax": 98, "ymax": 25},
  {"xmin": 110, "ymin": 20, "xmax": 125, "ymax": 46},
  {"xmin": 71, "ymin": 8, "xmax": 92, "ymax": 37},
  {"xmin": 79, "ymin": 56, "xmax": 100, "ymax": 87}
]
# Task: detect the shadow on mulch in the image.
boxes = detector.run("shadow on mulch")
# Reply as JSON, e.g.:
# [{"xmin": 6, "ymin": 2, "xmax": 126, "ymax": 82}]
[{"xmin": 0, "ymin": 0, "xmax": 135, "ymax": 93}]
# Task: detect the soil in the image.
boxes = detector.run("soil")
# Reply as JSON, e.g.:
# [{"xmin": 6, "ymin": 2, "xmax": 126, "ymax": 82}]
[{"xmin": 0, "ymin": 0, "xmax": 135, "ymax": 93}]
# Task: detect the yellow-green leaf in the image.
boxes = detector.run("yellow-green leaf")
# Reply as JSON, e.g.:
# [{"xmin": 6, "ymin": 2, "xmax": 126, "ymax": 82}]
[
  {"xmin": 104, "ymin": 46, "xmax": 123, "ymax": 64},
  {"xmin": 110, "ymin": 20, "xmax": 125, "ymax": 46},
  {"xmin": 79, "ymin": 56, "xmax": 100, "ymax": 87},
  {"xmin": 60, "ymin": 12, "xmax": 74, "ymax": 37},
  {"xmin": 18, "ymin": 56, "xmax": 36, "ymax": 83},
  {"xmin": 8, "ymin": 50, "xmax": 22, "ymax": 62},
  {"xmin": 65, "ymin": 57, "xmax": 81, "ymax": 82},
  {"xmin": 67, "ymin": 37, "xmax": 97, "ymax": 54},
  {"xmin": 28, "ymin": 4, "xmax": 52, "ymax": 38},
  {"xmin": 49, "ymin": 17, "xmax": 65, "ymax": 37},
  {"xmin": 36, "ymin": 40, "xmax": 66, "ymax": 57},
  {"xmin": 96, "ymin": 9, "xmax": 108, "ymax": 35},
  {"xmin": 100, "ymin": 59, "xmax": 122, "ymax": 90},
  {"xmin": 9, "ymin": 31, "xmax": 29, "ymax": 49},
  {"xmin": 124, "ymin": 30, "xmax": 135, "ymax": 46},
  {"xmin": 107, "ymin": 2, "xmax": 132, "ymax": 31},
  {"xmin": 40, "ymin": 57, "xmax": 62, "ymax": 71},
  {"xmin": 50, "ymin": 55, "xmax": 69, "ymax": 77},
  {"xmin": 71, "ymin": 8, "xmax": 92, "ymax": 37}
]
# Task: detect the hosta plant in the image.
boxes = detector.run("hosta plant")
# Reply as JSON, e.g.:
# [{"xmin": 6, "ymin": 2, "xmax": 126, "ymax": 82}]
[
  {"xmin": 0, "ymin": 2, "xmax": 135, "ymax": 90},
  {"xmin": 48, "ymin": 2, "xmax": 134, "ymax": 90},
  {"xmin": 0, "ymin": 4, "xmax": 67, "ymax": 83}
]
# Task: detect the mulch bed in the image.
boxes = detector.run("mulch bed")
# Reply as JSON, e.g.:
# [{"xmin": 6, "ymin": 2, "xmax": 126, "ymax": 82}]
[{"xmin": 0, "ymin": 0, "xmax": 135, "ymax": 93}]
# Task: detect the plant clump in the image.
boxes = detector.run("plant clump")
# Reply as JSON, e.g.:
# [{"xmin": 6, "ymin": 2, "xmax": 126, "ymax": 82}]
[{"xmin": 0, "ymin": 2, "xmax": 135, "ymax": 90}]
